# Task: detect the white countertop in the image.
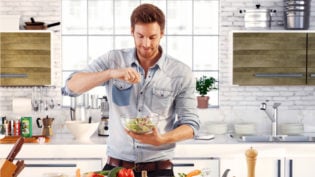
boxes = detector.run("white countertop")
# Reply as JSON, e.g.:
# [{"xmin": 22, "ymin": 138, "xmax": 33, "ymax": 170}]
[{"xmin": 2, "ymin": 133, "xmax": 315, "ymax": 159}]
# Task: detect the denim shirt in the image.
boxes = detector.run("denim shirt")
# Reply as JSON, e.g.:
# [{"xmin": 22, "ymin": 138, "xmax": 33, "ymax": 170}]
[{"xmin": 62, "ymin": 47, "xmax": 200, "ymax": 162}]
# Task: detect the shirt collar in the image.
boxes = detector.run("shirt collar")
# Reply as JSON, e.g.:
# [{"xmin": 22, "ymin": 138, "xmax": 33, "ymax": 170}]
[{"xmin": 129, "ymin": 46, "xmax": 166, "ymax": 71}]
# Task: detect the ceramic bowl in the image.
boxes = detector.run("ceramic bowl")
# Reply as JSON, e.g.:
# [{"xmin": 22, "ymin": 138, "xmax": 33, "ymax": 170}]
[{"xmin": 65, "ymin": 121, "xmax": 98, "ymax": 141}]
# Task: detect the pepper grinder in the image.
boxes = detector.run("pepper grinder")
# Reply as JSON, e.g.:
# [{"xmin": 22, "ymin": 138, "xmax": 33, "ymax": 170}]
[{"xmin": 245, "ymin": 147, "xmax": 258, "ymax": 177}]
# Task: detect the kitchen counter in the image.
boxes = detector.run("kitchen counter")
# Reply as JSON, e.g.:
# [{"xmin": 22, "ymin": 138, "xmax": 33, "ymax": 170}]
[
  {"xmin": 0, "ymin": 133, "xmax": 107, "ymax": 159},
  {"xmin": 1, "ymin": 133, "xmax": 315, "ymax": 159}
]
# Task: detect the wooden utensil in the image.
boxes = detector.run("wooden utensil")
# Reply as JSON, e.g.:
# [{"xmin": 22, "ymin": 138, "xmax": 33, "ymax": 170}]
[
  {"xmin": 13, "ymin": 160, "xmax": 25, "ymax": 177},
  {"xmin": 0, "ymin": 137, "xmax": 25, "ymax": 177}
]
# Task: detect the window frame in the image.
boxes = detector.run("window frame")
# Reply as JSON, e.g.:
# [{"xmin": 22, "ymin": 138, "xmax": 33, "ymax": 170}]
[{"xmin": 61, "ymin": 0, "xmax": 220, "ymax": 108}]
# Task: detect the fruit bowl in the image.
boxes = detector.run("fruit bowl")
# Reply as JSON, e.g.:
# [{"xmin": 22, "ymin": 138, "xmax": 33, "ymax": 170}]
[
  {"xmin": 65, "ymin": 121, "xmax": 99, "ymax": 141},
  {"xmin": 121, "ymin": 113, "xmax": 159, "ymax": 134}
]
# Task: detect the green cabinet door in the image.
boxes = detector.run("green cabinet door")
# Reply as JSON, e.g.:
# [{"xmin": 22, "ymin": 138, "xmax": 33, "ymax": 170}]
[{"xmin": 233, "ymin": 32, "xmax": 307, "ymax": 85}]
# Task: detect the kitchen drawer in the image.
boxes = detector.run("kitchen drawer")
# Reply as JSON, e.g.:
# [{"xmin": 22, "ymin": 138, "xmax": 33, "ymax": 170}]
[
  {"xmin": 172, "ymin": 157, "xmax": 220, "ymax": 177},
  {"xmin": 16, "ymin": 158, "xmax": 103, "ymax": 177},
  {"xmin": 233, "ymin": 67, "xmax": 306, "ymax": 85}
]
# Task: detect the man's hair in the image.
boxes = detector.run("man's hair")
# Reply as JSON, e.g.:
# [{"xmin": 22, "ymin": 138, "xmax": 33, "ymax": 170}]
[{"xmin": 130, "ymin": 3, "xmax": 165, "ymax": 32}]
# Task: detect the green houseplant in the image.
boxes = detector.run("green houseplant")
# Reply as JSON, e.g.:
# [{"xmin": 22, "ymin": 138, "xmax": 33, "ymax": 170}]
[{"xmin": 196, "ymin": 76, "xmax": 217, "ymax": 108}]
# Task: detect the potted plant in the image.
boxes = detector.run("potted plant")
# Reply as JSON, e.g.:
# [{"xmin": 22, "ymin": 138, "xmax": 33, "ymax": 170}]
[{"xmin": 196, "ymin": 75, "xmax": 218, "ymax": 108}]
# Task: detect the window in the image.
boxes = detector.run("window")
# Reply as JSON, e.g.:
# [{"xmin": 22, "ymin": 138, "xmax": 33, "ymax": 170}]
[{"xmin": 62, "ymin": 0, "xmax": 219, "ymax": 107}]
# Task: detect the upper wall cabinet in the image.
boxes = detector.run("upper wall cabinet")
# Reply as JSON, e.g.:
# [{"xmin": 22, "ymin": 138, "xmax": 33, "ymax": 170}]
[
  {"xmin": 233, "ymin": 32, "xmax": 309, "ymax": 86},
  {"xmin": 0, "ymin": 32, "xmax": 51, "ymax": 86},
  {"xmin": 233, "ymin": 32, "xmax": 307, "ymax": 85},
  {"xmin": 307, "ymin": 33, "xmax": 315, "ymax": 85}
]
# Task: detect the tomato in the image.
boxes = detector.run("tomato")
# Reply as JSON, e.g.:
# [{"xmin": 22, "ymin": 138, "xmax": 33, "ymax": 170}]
[
  {"xmin": 85, "ymin": 172, "xmax": 104, "ymax": 177},
  {"xmin": 117, "ymin": 168, "xmax": 135, "ymax": 177}
]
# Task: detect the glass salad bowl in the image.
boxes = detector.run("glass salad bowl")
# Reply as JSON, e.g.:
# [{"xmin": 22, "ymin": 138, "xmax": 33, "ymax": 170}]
[{"xmin": 121, "ymin": 113, "xmax": 160, "ymax": 134}]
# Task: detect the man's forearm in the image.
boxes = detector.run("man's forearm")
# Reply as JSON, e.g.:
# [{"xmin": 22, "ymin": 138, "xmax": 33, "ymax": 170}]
[
  {"xmin": 67, "ymin": 70, "xmax": 112, "ymax": 94},
  {"xmin": 161, "ymin": 124, "xmax": 194, "ymax": 144}
]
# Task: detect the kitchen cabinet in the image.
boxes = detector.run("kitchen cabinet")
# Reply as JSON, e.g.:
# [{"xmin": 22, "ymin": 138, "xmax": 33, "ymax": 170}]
[
  {"xmin": 307, "ymin": 33, "xmax": 315, "ymax": 84},
  {"xmin": 172, "ymin": 157, "xmax": 220, "ymax": 177},
  {"xmin": 2, "ymin": 135, "xmax": 315, "ymax": 177},
  {"xmin": 285, "ymin": 156, "xmax": 315, "ymax": 177},
  {"xmin": 0, "ymin": 31, "xmax": 51, "ymax": 86},
  {"xmin": 17, "ymin": 158, "xmax": 103, "ymax": 177},
  {"xmin": 220, "ymin": 146, "xmax": 315, "ymax": 177},
  {"xmin": 232, "ymin": 32, "xmax": 315, "ymax": 86},
  {"xmin": 254, "ymin": 156, "xmax": 315, "ymax": 177}
]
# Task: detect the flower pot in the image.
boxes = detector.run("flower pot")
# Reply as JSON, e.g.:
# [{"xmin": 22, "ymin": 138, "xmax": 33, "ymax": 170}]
[{"xmin": 197, "ymin": 96, "xmax": 209, "ymax": 109}]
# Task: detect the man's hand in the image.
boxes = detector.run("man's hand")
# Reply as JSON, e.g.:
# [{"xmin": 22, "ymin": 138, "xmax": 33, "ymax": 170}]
[
  {"xmin": 125, "ymin": 127, "xmax": 165, "ymax": 146},
  {"xmin": 110, "ymin": 67, "xmax": 141, "ymax": 84},
  {"xmin": 126, "ymin": 125, "xmax": 194, "ymax": 146}
]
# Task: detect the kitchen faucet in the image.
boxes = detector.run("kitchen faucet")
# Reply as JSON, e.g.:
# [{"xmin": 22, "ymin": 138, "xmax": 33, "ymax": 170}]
[{"xmin": 260, "ymin": 100, "xmax": 281, "ymax": 137}]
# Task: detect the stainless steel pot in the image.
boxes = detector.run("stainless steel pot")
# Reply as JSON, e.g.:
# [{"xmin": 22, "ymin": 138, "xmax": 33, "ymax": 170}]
[
  {"xmin": 240, "ymin": 8, "xmax": 276, "ymax": 29},
  {"xmin": 285, "ymin": 13, "xmax": 309, "ymax": 29},
  {"xmin": 286, "ymin": 5, "xmax": 307, "ymax": 10},
  {"xmin": 286, "ymin": 0, "xmax": 309, "ymax": 5},
  {"xmin": 284, "ymin": 0, "xmax": 310, "ymax": 29}
]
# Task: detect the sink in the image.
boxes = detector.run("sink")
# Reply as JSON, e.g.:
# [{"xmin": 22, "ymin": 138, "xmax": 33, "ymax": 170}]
[
  {"xmin": 239, "ymin": 135, "xmax": 272, "ymax": 142},
  {"xmin": 238, "ymin": 135, "xmax": 315, "ymax": 142},
  {"xmin": 278, "ymin": 135, "xmax": 310, "ymax": 142}
]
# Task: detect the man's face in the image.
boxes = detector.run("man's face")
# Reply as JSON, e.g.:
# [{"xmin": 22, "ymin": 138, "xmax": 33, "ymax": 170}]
[{"xmin": 131, "ymin": 22, "xmax": 164, "ymax": 60}]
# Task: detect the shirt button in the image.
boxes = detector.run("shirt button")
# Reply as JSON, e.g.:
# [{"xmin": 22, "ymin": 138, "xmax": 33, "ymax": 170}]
[
  {"xmin": 140, "ymin": 92, "xmax": 143, "ymax": 94},
  {"xmin": 138, "ymin": 109, "xmax": 141, "ymax": 112}
]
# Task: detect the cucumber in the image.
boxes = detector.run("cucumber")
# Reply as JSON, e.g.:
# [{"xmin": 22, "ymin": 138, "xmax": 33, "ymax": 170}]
[
  {"xmin": 108, "ymin": 167, "xmax": 123, "ymax": 177},
  {"xmin": 95, "ymin": 170, "xmax": 111, "ymax": 175}
]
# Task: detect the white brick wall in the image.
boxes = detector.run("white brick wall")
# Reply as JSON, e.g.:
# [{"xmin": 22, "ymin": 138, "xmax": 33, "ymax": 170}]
[
  {"xmin": 0, "ymin": 0, "xmax": 62, "ymax": 115},
  {"xmin": 219, "ymin": 0, "xmax": 315, "ymax": 109},
  {"xmin": 1, "ymin": 0, "xmax": 315, "ymax": 134}
]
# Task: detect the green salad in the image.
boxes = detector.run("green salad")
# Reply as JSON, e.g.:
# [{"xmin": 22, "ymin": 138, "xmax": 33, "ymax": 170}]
[{"xmin": 125, "ymin": 117, "xmax": 155, "ymax": 133}]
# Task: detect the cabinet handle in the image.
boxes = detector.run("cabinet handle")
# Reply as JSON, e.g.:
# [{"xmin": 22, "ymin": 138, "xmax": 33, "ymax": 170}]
[
  {"xmin": 25, "ymin": 164, "xmax": 77, "ymax": 167},
  {"xmin": 309, "ymin": 74, "xmax": 315, "ymax": 78},
  {"xmin": 277, "ymin": 159, "xmax": 281, "ymax": 177},
  {"xmin": 0, "ymin": 73, "xmax": 28, "ymax": 78},
  {"xmin": 254, "ymin": 73, "xmax": 304, "ymax": 78},
  {"xmin": 173, "ymin": 163, "xmax": 195, "ymax": 167},
  {"xmin": 289, "ymin": 159, "xmax": 293, "ymax": 177}
]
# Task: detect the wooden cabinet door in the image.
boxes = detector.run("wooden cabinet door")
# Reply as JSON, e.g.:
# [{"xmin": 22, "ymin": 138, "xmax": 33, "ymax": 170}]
[
  {"xmin": 307, "ymin": 33, "xmax": 315, "ymax": 85},
  {"xmin": 233, "ymin": 33, "xmax": 307, "ymax": 85},
  {"xmin": 0, "ymin": 32, "xmax": 51, "ymax": 86}
]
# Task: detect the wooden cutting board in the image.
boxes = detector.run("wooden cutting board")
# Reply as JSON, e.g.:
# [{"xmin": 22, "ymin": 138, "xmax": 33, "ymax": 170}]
[{"xmin": 0, "ymin": 136, "xmax": 50, "ymax": 144}]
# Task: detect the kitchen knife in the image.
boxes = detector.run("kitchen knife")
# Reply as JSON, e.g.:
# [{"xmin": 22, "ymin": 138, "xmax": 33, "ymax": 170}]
[{"xmin": 6, "ymin": 137, "xmax": 24, "ymax": 162}]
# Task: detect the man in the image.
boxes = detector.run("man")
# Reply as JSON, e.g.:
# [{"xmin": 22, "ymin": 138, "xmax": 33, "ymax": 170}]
[{"xmin": 62, "ymin": 3, "xmax": 200, "ymax": 177}]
